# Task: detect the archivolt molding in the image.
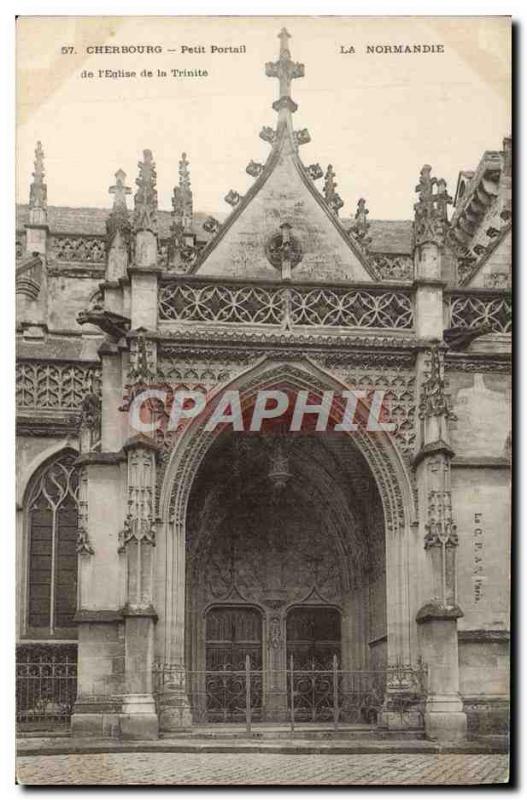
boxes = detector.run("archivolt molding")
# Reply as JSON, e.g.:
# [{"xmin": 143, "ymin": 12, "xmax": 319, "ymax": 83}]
[{"xmin": 158, "ymin": 357, "xmax": 416, "ymax": 539}]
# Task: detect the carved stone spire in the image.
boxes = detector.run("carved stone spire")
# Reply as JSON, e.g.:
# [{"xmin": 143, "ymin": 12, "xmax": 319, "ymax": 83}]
[
  {"xmin": 170, "ymin": 153, "xmax": 197, "ymax": 272},
  {"xmin": 28, "ymin": 141, "xmax": 47, "ymax": 227},
  {"xmin": 172, "ymin": 152, "xmax": 193, "ymax": 231},
  {"xmin": 29, "ymin": 141, "xmax": 47, "ymax": 210},
  {"xmin": 323, "ymin": 165, "xmax": 344, "ymax": 215},
  {"xmin": 133, "ymin": 149, "xmax": 158, "ymax": 235},
  {"xmin": 265, "ymin": 28, "xmax": 304, "ymax": 116},
  {"xmin": 413, "ymin": 164, "xmax": 452, "ymax": 248}
]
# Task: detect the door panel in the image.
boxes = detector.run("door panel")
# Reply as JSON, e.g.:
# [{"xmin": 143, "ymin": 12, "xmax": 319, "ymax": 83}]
[
  {"xmin": 205, "ymin": 606, "xmax": 262, "ymax": 721},
  {"xmin": 286, "ymin": 606, "xmax": 341, "ymax": 721},
  {"xmin": 286, "ymin": 606, "xmax": 341, "ymax": 669}
]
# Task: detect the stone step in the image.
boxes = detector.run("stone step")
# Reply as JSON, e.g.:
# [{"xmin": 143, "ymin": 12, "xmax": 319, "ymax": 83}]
[{"xmin": 17, "ymin": 735, "xmax": 508, "ymax": 757}]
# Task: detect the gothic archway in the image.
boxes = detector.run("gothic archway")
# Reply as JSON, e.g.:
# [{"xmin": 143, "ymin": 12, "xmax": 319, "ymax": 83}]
[{"xmin": 155, "ymin": 357, "xmax": 418, "ymax": 726}]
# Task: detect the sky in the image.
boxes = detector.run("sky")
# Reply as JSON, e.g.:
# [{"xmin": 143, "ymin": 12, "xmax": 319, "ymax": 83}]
[{"xmin": 16, "ymin": 15, "xmax": 511, "ymax": 220}]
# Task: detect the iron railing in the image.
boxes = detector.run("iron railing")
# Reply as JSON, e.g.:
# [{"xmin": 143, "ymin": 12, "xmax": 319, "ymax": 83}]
[
  {"xmin": 16, "ymin": 645, "xmax": 78, "ymax": 729},
  {"xmin": 153, "ymin": 657, "xmax": 427, "ymax": 733}
]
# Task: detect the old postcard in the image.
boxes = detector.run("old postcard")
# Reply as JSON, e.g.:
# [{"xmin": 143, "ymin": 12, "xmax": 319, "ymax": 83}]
[{"xmin": 15, "ymin": 15, "xmax": 511, "ymax": 785}]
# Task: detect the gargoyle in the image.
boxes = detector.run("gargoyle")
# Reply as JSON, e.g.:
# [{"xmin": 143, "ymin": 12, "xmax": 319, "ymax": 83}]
[
  {"xmin": 77, "ymin": 302, "xmax": 130, "ymax": 339},
  {"xmin": 443, "ymin": 324, "xmax": 492, "ymax": 351}
]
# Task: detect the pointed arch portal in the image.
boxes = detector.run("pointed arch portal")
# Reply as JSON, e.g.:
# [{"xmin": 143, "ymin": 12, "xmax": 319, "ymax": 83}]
[{"xmin": 155, "ymin": 357, "xmax": 419, "ymax": 727}]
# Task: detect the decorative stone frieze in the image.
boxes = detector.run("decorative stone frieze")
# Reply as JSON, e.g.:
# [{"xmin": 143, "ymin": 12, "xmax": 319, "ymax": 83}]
[
  {"xmin": 50, "ymin": 234, "xmax": 106, "ymax": 264},
  {"xmin": 16, "ymin": 360, "xmax": 102, "ymax": 411}
]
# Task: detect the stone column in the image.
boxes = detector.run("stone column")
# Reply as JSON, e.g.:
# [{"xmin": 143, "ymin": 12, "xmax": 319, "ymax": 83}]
[
  {"xmin": 157, "ymin": 513, "xmax": 192, "ymax": 732},
  {"xmin": 71, "ymin": 343, "xmax": 128, "ymax": 738},
  {"xmin": 414, "ymin": 345, "xmax": 467, "ymax": 741},
  {"xmin": 118, "ymin": 437, "xmax": 160, "ymax": 739},
  {"xmin": 392, "ymin": 166, "xmax": 466, "ymax": 741}
]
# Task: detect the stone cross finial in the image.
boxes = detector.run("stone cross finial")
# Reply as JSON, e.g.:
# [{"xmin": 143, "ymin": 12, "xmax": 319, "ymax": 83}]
[
  {"xmin": 109, "ymin": 169, "xmax": 131, "ymax": 210},
  {"xmin": 107, "ymin": 168, "xmax": 132, "ymax": 251},
  {"xmin": 265, "ymin": 27, "xmax": 304, "ymax": 114},
  {"xmin": 134, "ymin": 149, "xmax": 158, "ymax": 234},
  {"xmin": 29, "ymin": 141, "xmax": 47, "ymax": 210}
]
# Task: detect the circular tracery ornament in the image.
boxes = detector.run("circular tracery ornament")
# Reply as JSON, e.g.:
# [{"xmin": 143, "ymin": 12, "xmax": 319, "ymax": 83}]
[{"xmin": 265, "ymin": 229, "xmax": 303, "ymax": 271}]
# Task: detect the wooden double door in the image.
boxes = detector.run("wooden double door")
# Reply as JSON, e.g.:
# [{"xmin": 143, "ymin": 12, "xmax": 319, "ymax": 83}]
[{"xmin": 204, "ymin": 605, "xmax": 341, "ymax": 722}]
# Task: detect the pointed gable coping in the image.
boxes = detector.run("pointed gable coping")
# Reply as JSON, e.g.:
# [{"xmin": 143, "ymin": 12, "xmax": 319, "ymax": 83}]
[
  {"xmin": 191, "ymin": 121, "xmax": 377, "ymax": 282},
  {"xmin": 464, "ymin": 224, "xmax": 512, "ymax": 289}
]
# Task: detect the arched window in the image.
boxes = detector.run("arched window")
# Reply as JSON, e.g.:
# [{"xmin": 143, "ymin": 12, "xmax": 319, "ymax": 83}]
[{"xmin": 26, "ymin": 452, "xmax": 79, "ymax": 635}]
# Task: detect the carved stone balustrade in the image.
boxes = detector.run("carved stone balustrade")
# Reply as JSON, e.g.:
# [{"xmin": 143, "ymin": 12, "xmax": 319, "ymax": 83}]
[
  {"xmin": 446, "ymin": 290, "xmax": 512, "ymax": 334},
  {"xmin": 158, "ymin": 278, "xmax": 414, "ymax": 331}
]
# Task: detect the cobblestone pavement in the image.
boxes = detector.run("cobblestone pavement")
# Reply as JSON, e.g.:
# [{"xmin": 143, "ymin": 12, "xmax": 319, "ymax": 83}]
[{"xmin": 17, "ymin": 753, "xmax": 509, "ymax": 785}]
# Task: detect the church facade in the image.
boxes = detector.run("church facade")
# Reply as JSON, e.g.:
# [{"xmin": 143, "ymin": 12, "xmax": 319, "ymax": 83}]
[{"xmin": 16, "ymin": 30, "xmax": 511, "ymax": 742}]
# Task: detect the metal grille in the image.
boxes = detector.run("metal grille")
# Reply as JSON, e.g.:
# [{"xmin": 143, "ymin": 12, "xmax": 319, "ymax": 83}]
[
  {"xmin": 153, "ymin": 661, "xmax": 427, "ymax": 731},
  {"xmin": 16, "ymin": 645, "xmax": 77, "ymax": 729}
]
